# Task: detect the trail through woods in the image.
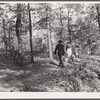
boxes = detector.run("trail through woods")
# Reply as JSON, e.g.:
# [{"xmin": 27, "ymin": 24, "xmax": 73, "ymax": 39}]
[
  {"xmin": 0, "ymin": 55, "xmax": 100, "ymax": 92},
  {"xmin": 1, "ymin": 3, "xmax": 100, "ymax": 92}
]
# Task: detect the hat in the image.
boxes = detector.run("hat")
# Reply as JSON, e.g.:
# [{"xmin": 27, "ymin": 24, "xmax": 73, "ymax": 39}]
[{"xmin": 58, "ymin": 40, "xmax": 62, "ymax": 43}]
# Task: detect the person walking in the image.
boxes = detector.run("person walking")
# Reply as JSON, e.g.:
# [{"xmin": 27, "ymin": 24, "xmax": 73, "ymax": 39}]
[
  {"xmin": 54, "ymin": 40, "xmax": 65, "ymax": 67},
  {"xmin": 65, "ymin": 42, "xmax": 73, "ymax": 63}
]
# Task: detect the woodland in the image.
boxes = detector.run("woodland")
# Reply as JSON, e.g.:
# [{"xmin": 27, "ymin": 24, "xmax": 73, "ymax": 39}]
[{"xmin": 0, "ymin": 3, "xmax": 100, "ymax": 92}]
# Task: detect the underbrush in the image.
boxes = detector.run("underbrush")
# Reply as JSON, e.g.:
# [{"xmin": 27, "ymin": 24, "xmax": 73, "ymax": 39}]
[
  {"xmin": 0, "ymin": 50, "xmax": 27, "ymax": 70},
  {"xmin": 0, "ymin": 51, "xmax": 100, "ymax": 92}
]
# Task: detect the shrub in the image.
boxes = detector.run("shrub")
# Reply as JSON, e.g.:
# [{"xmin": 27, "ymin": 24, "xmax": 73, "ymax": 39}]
[
  {"xmin": 12, "ymin": 50, "xmax": 25, "ymax": 68},
  {"xmin": 4, "ymin": 49, "xmax": 26, "ymax": 69}
]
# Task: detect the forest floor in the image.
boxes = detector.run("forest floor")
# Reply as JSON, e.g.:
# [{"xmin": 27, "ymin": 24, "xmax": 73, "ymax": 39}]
[{"xmin": 0, "ymin": 53, "xmax": 100, "ymax": 92}]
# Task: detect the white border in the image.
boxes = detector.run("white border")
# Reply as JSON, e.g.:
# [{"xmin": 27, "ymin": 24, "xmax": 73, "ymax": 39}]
[
  {"xmin": 0, "ymin": 92, "xmax": 100, "ymax": 98},
  {"xmin": 0, "ymin": 1, "xmax": 100, "ymax": 99},
  {"xmin": 0, "ymin": 1, "xmax": 100, "ymax": 3}
]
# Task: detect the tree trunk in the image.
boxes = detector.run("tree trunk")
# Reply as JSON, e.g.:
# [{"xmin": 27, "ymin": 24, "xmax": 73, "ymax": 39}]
[
  {"xmin": 28, "ymin": 3, "xmax": 34, "ymax": 63},
  {"xmin": 96, "ymin": 6, "xmax": 100, "ymax": 34},
  {"xmin": 2, "ymin": 18, "xmax": 7, "ymax": 53},
  {"xmin": 48, "ymin": 26, "xmax": 53, "ymax": 60},
  {"xmin": 8, "ymin": 24, "xmax": 11, "ymax": 50},
  {"xmin": 59, "ymin": 7, "xmax": 63, "ymax": 40},
  {"xmin": 16, "ymin": 3, "xmax": 22, "ymax": 52},
  {"xmin": 68, "ymin": 9, "xmax": 71, "ymax": 44},
  {"xmin": 46, "ymin": 5, "xmax": 53, "ymax": 60}
]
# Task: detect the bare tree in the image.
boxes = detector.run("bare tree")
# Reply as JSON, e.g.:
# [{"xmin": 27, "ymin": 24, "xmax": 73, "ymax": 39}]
[
  {"xmin": 59, "ymin": 7, "xmax": 63, "ymax": 40},
  {"xmin": 96, "ymin": 6, "xmax": 100, "ymax": 34},
  {"xmin": 16, "ymin": 3, "xmax": 22, "ymax": 52},
  {"xmin": 46, "ymin": 5, "xmax": 53, "ymax": 60},
  {"xmin": 67, "ymin": 8, "xmax": 72, "ymax": 44},
  {"xmin": 28, "ymin": 3, "xmax": 34, "ymax": 63},
  {"xmin": 2, "ymin": 18, "xmax": 7, "ymax": 52}
]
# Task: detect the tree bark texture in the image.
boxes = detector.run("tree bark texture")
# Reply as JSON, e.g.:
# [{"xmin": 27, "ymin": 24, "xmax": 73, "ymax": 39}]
[{"xmin": 28, "ymin": 3, "xmax": 34, "ymax": 63}]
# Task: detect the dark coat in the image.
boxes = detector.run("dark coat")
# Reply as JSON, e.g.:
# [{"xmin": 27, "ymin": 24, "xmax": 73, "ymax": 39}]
[{"xmin": 55, "ymin": 43, "xmax": 65, "ymax": 55}]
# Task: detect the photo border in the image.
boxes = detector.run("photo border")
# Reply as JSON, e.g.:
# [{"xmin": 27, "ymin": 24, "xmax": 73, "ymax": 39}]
[{"xmin": 0, "ymin": 0, "xmax": 100, "ymax": 99}]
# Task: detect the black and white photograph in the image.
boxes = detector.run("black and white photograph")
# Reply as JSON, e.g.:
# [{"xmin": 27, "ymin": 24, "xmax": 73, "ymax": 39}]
[{"xmin": 0, "ymin": 1, "xmax": 100, "ymax": 93}]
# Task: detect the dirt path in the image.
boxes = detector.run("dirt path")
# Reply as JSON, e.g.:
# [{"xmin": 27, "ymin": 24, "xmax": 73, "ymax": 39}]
[
  {"xmin": 0, "ymin": 57, "xmax": 72, "ymax": 92},
  {"xmin": 0, "ymin": 58, "xmax": 61, "ymax": 92},
  {"xmin": 0, "ymin": 55, "xmax": 100, "ymax": 92}
]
